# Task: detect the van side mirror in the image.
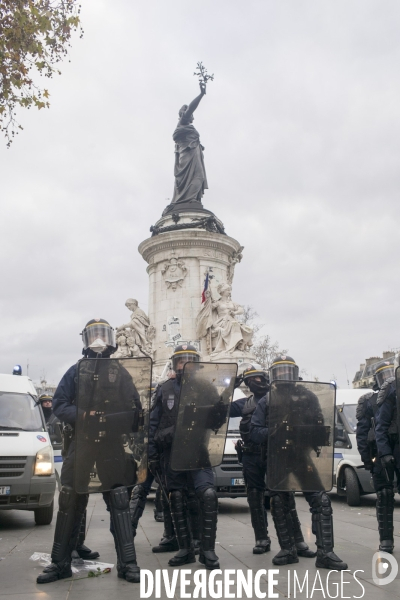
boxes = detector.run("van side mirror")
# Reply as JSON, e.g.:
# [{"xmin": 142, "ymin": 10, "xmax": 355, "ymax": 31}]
[{"xmin": 334, "ymin": 424, "xmax": 347, "ymax": 444}]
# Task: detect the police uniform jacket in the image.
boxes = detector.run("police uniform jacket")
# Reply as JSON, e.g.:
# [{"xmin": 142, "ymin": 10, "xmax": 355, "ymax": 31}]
[
  {"xmin": 355, "ymin": 391, "xmax": 378, "ymax": 465},
  {"xmin": 375, "ymin": 377, "xmax": 399, "ymax": 458},
  {"xmin": 248, "ymin": 394, "xmax": 269, "ymax": 446},
  {"xmin": 52, "ymin": 364, "xmax": 78, "ymax": 426}
]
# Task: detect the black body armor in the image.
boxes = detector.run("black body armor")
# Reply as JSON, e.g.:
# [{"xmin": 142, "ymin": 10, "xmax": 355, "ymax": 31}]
[{"xmin": 154, "ymin": 379, "xmax": 180, "ymax": 448}]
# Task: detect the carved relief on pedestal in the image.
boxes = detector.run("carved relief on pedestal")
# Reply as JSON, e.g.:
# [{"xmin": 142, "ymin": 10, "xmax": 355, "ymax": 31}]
[
  {"xmin": 226, "ymin": 246, "xmax": 244, "ymax": 284},
  {"xmin": 161, "ymin": 253, "xmax": 187, "ymax": 291},
  {"xmin": 196, "ymin": 281, "xmax": 254, "ymax": 358},
  {"xmin": 113, "ymin": 298, "xmax": 155, "ymax": 358}
]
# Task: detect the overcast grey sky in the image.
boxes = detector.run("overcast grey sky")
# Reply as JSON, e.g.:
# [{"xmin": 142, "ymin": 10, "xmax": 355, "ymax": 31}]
[{"xmin": 1, "ymin": 0, "xmax": 399, "ymax": 386}]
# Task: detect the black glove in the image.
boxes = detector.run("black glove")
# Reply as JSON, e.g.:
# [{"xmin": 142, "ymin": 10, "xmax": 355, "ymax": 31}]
[
  {"xmin": 363, "ymin": 460, "xmax": 373, "ymax": 472},
  {"xmin": 148, "ymin": 456, "xmax": 161, "ymax": 477}
]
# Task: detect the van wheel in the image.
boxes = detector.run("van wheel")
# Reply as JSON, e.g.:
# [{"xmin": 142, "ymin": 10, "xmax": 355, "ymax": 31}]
[
  {"xmin": 344, "ymin": 468, "xmax": 361, "ymax": 506},
  {"xmin": 34, "ymin": 500, "xmax": 54, "ymax": 525}
]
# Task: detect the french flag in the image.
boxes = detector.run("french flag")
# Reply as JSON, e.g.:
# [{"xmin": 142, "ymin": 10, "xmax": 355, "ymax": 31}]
[{"xmin": 201, "ymin": 272, "xmax": 209, "ymax": 303}]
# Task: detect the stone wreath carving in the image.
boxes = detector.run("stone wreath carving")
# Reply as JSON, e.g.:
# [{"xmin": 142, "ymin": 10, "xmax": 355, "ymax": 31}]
[{"xmin": 161, "ymin": 256, "xmax": 187, "ymax": 291}]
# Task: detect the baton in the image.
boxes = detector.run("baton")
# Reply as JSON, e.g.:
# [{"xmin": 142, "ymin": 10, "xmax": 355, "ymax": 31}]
[{"xmin": 154, "ymin": 469, "xmax": 169, "ymax": 505}]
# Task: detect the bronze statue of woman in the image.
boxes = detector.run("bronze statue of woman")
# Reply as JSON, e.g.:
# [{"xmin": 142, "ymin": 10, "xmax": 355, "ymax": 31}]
[{"xmin": 170, "ymin": 82, "xmax": 208, "ymax": 206}]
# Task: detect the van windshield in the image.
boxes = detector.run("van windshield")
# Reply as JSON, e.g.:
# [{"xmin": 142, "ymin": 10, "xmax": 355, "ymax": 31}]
[
  {"xmin": 0, "ymin": 392, "xmax": 44, "ymax": 432},
  {"xmin": 342, "ymin": 404, "xmax": 357, "ymax": 432}
]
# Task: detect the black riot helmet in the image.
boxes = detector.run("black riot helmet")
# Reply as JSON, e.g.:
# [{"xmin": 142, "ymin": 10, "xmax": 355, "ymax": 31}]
[
  {"xmin": 171, "ymin": 344, "xmax": 201, "ymax": 375},
  {"xmin": 81, "ymin": 318, "xmax": 116, "ymax": 356},
  {"xmin": 237, "ymin": 362, "xmax": 269, "ymax": 395},
  {"xmin": 374, "ymin": 360, "xmax": 395, "ymax": 388},
  {"xmin": 270, "ymin": 355, "xmax": 299, "ymax": 382}
]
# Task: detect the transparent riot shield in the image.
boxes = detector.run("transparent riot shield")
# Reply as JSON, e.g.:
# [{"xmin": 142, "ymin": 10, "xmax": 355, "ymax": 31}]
[
  {"xmin": 74, "ymin": 357, "xmax": 151, "ymax": 494},
  {"xmin": 267, "ymin": 380, "xmax": 335, "ymax": 492},
  {"xmin": 170, "ymin": 362, "xmax": 237, "ymax": 471},
  {"xmin": 395, "ymin": 367, "xmax": 400, "ymax": 436}
]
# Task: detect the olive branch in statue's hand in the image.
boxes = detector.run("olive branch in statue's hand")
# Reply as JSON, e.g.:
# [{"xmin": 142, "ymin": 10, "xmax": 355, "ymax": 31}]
[{"xmin": 194, "ymin": 62, "xmax": 214, "ymax": 94}]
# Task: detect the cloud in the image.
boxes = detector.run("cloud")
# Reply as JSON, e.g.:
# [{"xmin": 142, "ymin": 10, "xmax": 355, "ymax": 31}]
[{"xmin": 1, "ymin": 0, "xmax": 399, "ymax": 386}]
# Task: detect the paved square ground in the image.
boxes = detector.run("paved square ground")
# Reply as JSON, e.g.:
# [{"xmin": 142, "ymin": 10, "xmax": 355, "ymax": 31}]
[{"xmin": 0, "ymin": 491, "xmax": 399, "ymax": 599}]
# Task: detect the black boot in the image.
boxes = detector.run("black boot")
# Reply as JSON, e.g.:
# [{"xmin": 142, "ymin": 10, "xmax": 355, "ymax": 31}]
[
  {"xmin": 37, "ymin": 488, "xmax": 88, "ymax": 583},
  {"xmin": 270, "ymin": 493, "xmax": 298, "ymax": 565},
  {"xmin": 287, "ymin": 492, "xmax": 316, "ymax": 558},
  {"xmin": 311, "ymin": 492, "xmax": 348, "ymax": 570},
  {"xmin": 76, "ymin": 510, "xmax": 100, "ymax": 560},
  {"xmin": 376, "ymin": 488, "xmax": 394, "ymax": 553},
  {"xmin": 152, "ymin": 493, "xmax": 179, "ymax": 552},
  {"xmin": 186, "ymin": 487, "xmax": 202, "ymax": 556},
  {"xmin": 247, "ymin": 488, "xmax": 271, "ymax": 554},
  {"xmin": 110, "ymin": 487, "xmax": 140, "ymax": 583},
  {"xmin": 154, "ymin": 486, "xmax": 164, "ymax": 522},
  {"xmin": 130, "ymin": 484, "xmax": 148, "ymax": 537},
  {"xmin": 198, "ymin": 487, "xmax": 219, "ymax": 570},
  {"xmin": 168, "ymin": 490, "xmax": 196, "ymax": 566}
]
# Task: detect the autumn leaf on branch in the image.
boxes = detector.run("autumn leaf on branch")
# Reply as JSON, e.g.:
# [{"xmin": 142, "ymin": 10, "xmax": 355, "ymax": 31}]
[{"xmin": 0, "ymin": 0, "xmax": 83, "ymax": 147}]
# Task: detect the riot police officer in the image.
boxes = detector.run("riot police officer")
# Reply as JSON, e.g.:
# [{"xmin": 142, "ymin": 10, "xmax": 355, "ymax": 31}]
[
  {"xmin": 37, "ymin": 319, "xmax": 141, "ymax": 584},
  {"xmin": 374, "ymin": 359, "xmax": 400, "ymax": 553},
  {"xmin": 250, "ymin": 355, "xmax": 348, "ymax": 570},
  {"xmin": 130, "ymin": 380, "xmax": 200, "ymax": 554},
  {"xmin": 148, "ymin": 344, "xmax": 220, "ymax": 570},
  {"xmin": 38, "ymin": 393, "xmax": 53, "ymax": 423},
  {"xmin": 356, "ymin": 361, "xmax": 395, "ymax": 552},
  {"xmin": 230, "ymin": 363, "xmax": 271, "ymax": 554}
]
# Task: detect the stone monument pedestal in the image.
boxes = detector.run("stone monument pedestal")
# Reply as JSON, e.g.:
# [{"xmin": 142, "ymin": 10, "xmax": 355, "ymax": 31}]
[{"xmin": 139, "ymin": 207, "xmax": 255, "ymax": 377}]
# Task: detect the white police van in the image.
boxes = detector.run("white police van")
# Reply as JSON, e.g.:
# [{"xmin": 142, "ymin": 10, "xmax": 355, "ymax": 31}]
[
  {"xmin": 212, "ymin": 389, "xmax": 247, "ymax": 498},
  {"xmin": 333, "ymin": 388, "xmax": 375, "ymax": 506},
  {"xmin": 0, "ymin": 374, "xmax": 56, "ymax": 524}
]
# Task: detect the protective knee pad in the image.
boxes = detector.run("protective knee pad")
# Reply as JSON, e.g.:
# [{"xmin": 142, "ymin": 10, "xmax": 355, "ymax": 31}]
[
  {"xmin": 270, "ymin": 493, "xmax": 294, "ymax": 550},
  {"xmin": 247, "ymin": 488, "xmax": 268, "ymax": 541},
  {"xmin": 198, "ymin": 487, "xmax": 218, "ymax": 551},
  {"xmin": 58, "ymin": 485, "xmax": 76, "ymax": 511},
  {"xmin": 270, "ymin": 492, "xmax": 289, "ymax": 516},
  {"xmin": 320, "ymin": 492, "xmax": 332, "ymax": 517},
  {"xmin": 377, "ymin": 487, "xmax": 395, "ymax": 507},
  {"xmin": 170, "ymin": 490, "xmax": 190, "ymax": 549},
  {"xmin": 130, "ymin": 484, "xmax": 148, "ymax": 531},
  {"xmin": 51, "ymin": 486, "xmax": 78, "ymax": 563},
  {"xmin": 376, "ymin": 488, "xmax": 394, "ymax": 541},
  {"xmin": 110, "ymin": 487, "xmax": 137, "ymax": 564},
  {"xmin": 311, "ymin": 492, "xmax": 333, "ymax": 552},
  {"xmin": 310, "ymin": 491, "xmax": 332, "ymax": 513}
]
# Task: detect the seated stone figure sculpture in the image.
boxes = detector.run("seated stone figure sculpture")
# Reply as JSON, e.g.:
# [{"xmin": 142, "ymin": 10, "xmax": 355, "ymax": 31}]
[{"xmin": 196, "ymin": 283, "xmax": 253, "ymax": 357}]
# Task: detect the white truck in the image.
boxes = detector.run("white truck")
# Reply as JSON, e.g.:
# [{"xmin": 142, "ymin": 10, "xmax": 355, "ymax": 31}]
[{"xmin": 0, "ymin": 373, "xmax": 56, "ymax": 524}]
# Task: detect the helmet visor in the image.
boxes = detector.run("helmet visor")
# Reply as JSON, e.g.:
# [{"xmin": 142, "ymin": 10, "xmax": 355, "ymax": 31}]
[
  {"xmin": 270, "ymin": 363, "xmax": 299, "ymax": 381},
  {"xmin": 173, "ymin": 352, "xmax": 199, "ymax": 374},
  {"xmin": 82, "ymin": 323, "xmax": 115, "ymax": 350},
  {"xmin": 375, "ymin": 365, "xmax": 394, "ymax": 387}
]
